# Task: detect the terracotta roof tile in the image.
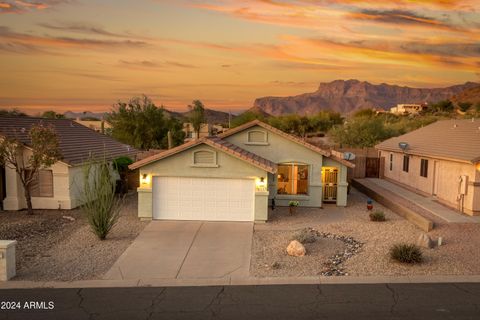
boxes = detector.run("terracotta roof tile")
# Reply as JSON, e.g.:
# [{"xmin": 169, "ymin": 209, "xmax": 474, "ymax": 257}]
[{"xmin": 129, "ymin": 136, "xmax": 277, "ymax": 173}]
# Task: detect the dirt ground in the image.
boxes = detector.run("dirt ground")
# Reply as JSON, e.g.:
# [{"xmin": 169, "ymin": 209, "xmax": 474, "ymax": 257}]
[
  {"xmin": 0, "ymin": 193, "xmax": 148, "ymax": 281},
  {"xmin": 251, "ymin": 188, "xmax": 480, "ymax": 277}
]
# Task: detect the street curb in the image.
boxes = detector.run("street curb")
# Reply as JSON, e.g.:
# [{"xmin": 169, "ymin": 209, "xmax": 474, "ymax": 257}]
[{"xmin": 2, "ymin": 275, "xmax": 480, "ymax": 289}]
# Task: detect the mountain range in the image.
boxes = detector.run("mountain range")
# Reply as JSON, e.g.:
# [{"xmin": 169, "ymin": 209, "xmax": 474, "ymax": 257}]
[{"xmin": 253, "ymin": 80, "xmax": 479, "ymax": 116}]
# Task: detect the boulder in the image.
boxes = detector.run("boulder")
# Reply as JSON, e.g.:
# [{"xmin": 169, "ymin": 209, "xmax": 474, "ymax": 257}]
[
  {"xmin": 416, "ymin": 233, "xmax": 434, "ymax": 249},
  {"xmin": 286, "ymin": 240, "xmax": 306, "ymax": 257}
]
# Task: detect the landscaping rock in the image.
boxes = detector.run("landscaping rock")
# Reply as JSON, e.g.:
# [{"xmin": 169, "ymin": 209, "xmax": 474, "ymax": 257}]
[
  {"xmin": 62, "ymin": 216, "xmax": 75, "ymax": 222},
  {"xmin": 416, "ymin": 233, "xmax": 434, "ymax": 249},
  {"xmin": 286, "ymin": 240, "xmax": 306, "ymax": 257}
]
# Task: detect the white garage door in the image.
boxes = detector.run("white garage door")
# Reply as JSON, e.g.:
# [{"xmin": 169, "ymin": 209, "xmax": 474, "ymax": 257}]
[{"xmin": 152, "ymin": 177, "xmax": 255, "ymax": 221}]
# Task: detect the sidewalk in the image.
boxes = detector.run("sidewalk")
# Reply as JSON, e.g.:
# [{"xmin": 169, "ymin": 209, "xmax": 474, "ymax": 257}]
[
  {"xmin": 362, "ymin": 178, "xmax": 480, "ymax": 223},
  {"xmin": 2, "ymin": 275, "xmax": 480, "ymax": 289}
]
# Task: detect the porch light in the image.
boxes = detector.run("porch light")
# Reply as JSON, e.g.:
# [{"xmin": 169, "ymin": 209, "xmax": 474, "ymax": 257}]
[
  {"xmin": 141, "ymin": 173, "xmax": 150, "ymax": 185},
  {"xmin": 256, "ymin": 177, "xmax": 267, "ymax": 191}
]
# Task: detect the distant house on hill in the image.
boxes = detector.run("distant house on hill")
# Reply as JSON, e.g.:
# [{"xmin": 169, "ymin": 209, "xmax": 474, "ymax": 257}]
[
  {"xmin": 390, "ymin": 103, "xmax": 428, "ymax": 115},
  {"xmin": 182, "ymin": 122, "xmax": 227, "ymax": 142},
  {"xmin": 73, "ymin": 118, "xmax": 112, "ymax": 134},
  {"xmin": 376, "ymin": 119, "xmax": 480, "ymax": 216},
  {"xmin": 0, "ymin": 116, "xmax": 136, "ymax": 211}
]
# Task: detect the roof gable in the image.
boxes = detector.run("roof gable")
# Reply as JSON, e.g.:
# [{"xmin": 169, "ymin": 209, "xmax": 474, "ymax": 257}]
[
  {"xmin": 129, "ymin": 136, "xmax": 277, "ymax": 173},
  {"xmin": 219, "ymin": 120, "xmax": 355, "ymax": 168}
]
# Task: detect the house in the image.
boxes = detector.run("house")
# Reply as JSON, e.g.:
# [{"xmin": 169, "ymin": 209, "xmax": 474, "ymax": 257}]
[
  {"xmin": 0, "ymin": 116, "xmax": 137, "ymax": 211},
  {"xmin": 376, "ymin": 119, "xmax": 480, "ymax": 216},
  {"xmin": 183, "ymin": 122, "xmax": 226, "ymax": 142},
  {"xmin": 390, "ymin": 103, "xmax": 427, "ymax": 115},
  {"xmin": 73, "ymin": 118, "xmax": 112, "ymax": 134},
  {"xmin": 129, "ymin": 120, "xmax": 355, "ymax": 222}
]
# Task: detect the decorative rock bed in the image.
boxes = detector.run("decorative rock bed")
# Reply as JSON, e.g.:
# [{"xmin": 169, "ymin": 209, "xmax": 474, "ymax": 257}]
[{"xmin": 293, "ymin": 228, "xmax": 364, "ymax": 276}]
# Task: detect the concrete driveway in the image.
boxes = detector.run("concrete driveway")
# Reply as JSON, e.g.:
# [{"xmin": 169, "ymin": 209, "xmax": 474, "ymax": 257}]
[{"xmin": 104, "ymin": 221, "xmax": 253, "ymax": 280}]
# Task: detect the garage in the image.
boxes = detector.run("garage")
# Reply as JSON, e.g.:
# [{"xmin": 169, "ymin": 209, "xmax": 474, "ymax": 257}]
[{"xmin": 152, "ymin": 177, "xmax": 255, "ymax": 221}]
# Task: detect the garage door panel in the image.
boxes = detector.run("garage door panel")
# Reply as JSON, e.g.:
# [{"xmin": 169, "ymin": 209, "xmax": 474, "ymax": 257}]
[{"xmin": 152, "ymin": 177, "xmax": 254, "ymax": 221}]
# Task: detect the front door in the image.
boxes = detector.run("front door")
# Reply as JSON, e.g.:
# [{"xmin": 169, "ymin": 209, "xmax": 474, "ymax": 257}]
[{"xmin": 322, "ymin": 167, "xmax": 338, "ymax": 202}]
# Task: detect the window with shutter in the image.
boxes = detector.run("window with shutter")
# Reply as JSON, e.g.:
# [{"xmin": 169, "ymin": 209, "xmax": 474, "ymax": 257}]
[
  {"xmin": 247, "ymin": 130, "xmax": 268, "ymax": 144},
  {"xmin": 29, "ymin": 170, "xmax": 54, "ymax": 197}
]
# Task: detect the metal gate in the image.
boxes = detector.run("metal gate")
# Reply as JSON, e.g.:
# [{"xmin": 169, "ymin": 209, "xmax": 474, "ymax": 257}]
[{"xmin": 322, "ymin": 167, "xmax": 338, "ymax": 202}]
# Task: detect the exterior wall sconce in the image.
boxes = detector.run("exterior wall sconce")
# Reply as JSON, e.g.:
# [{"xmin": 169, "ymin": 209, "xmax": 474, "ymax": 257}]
[
  {"xmin": 141, "ymin": 173, "xmax": 150, "ymax": 186},
  {"xmin": 256, "ymin": 176, "xmax": 267, "ymax": 191}
]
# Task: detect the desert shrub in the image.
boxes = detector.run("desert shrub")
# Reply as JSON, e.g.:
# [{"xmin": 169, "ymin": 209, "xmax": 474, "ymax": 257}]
[
  {"xmin": 369, "ymin": 210, "xmax": 386, "ymax": 222},
  {"xmin": 292, "ymin": 228, "xmax": 318, "ymax": 244},
  {"xmin": 81, "ymin": 157, "xmax": 122, "ymax": 240},
  {"xmin": 390, "ymin": 244, "xmax": 423, "ymax": 264}
]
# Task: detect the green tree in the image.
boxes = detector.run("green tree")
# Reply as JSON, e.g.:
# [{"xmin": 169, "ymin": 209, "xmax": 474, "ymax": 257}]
[
  {"xmin": 108, "ymin": 96, "xmax": 183, "ymax": 150},
  {"xmin": 431, "ymin": 100, "xmax": 454, "ymax": 113},
  {"xmin": 41, "ymin": 110, "xmax": 65, "ymax": 119},
  {"xmin": 329, "ymin": 117, "xmax": 394, "ymax": 148},
  {"xmin": 0, "ymin": 125, "xmax": 62, "ymax": 214},
  {"xmin": 0, "ymin": 108, "xmax": 27, "ymax": 117},
  {"xmin": 458, "ymin": 102, "xmax": 472, "ymax": 112},
  {"xmin": 231, "ymin": 111, "xmax": 266, "ymax": 128},
  {"xmin": 188, "ymin": 100, "xmax": 206, "ymax": 139}
]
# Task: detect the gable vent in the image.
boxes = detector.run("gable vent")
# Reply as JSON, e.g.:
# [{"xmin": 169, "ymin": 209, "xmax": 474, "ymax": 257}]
[
  {"xmin": 194, "ymin": 150, "xmax": 215, "ymax": 164},
  {"xmin": 248, "ymin": 130, "xmax": 267, "ymax": 143}
]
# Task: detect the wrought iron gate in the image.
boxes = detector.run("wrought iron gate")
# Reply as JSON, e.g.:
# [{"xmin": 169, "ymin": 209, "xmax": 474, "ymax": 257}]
[{"xmin": 322, "ymin": 167, "xmax": 338, "ymax": 202}]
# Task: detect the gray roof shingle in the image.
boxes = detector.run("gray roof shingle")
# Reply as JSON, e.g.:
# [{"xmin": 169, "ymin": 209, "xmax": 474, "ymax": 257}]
[
  {"xmin": 376, "ymin": 119, "xmax": 480, "ymax": 163},
  {"xmin": 0, "ymin": 116, "xmax": 137, "ymax": 166}
]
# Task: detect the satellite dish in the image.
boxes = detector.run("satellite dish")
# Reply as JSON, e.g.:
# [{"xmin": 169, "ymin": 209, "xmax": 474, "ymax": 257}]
[
  {"xmin": 344, "ymin": 152, "xmax": 356, "ymax": 161},
  {"xmin": 398, "ymin": 142, "xmax": 409, "ymax": 151}
]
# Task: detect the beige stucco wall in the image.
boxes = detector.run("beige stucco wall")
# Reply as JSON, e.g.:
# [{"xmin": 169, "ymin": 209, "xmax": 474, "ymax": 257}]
[
  {"xmin": 224, "ymin": 125, "xmax": 349, "ymax": 207},
  {"xmin": 137, "ymin": 143, "xmax": 269, "ymax": 222},
  {"xmin": 380, "ymin": 150, "xmax": 479, "ymax": 215},
  {"xmin": 3, "ymin": 148, "xmax": 73, "ymax": 210}
]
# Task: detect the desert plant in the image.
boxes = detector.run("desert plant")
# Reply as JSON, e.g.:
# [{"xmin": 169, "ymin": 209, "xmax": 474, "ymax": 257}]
[
  {"xmin": 390, "ymin": 243, "xmax": 423, "ymax": 264},
  {"xmin": 369, "ymin": 210, "xmax": 386, "ymax": 222},
  {"xmin": 81, "ymin": 156, "xmax": 122, "ymax": 240},
  {"xmin": 292, "ymin": 228, "xmax": 318, "ymax": 244}
]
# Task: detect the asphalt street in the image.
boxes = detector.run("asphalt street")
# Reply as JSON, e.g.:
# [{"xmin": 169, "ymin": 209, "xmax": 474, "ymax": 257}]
[{"xmin": 0, "ymin": 283, "xmax": 479, "ymax": 320}]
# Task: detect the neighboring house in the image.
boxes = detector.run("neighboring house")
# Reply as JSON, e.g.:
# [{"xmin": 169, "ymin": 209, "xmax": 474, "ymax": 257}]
[
  {"xmin": 73, "ymin": 118, "xmax": 112, "ymax": 134},
  {"xmin": 183, "ymin": 122, "xmax": 226, "ymax": 142},
  {"xmin": 129, "ymin": 120, "xmax": 354, "ymax": 222},
  {"xmin": 0, "ymin": 116, "xmax": 136, "ymax": 211},
  {"xmin": 376, "ymin": 119, "xmax": 480, "ymax": 216},
  {"xmin": 390, "ymin": 103, "xmax": 427, "ymax": 115}
]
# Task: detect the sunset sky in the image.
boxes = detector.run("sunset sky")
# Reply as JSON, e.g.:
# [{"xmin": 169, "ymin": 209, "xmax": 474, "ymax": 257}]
[{"xmin": 0, "ymin": 0, "xmax": 479, "ymax": 113}]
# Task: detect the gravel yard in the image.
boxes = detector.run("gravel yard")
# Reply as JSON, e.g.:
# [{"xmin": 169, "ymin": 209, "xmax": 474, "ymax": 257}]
[
  {"xmin": 0, "ymin": 193, "xmax": 148, "ymax": 281},
  {"xmin": 251, "ymin": 188, "xmax": 480, "ymax": 277}
]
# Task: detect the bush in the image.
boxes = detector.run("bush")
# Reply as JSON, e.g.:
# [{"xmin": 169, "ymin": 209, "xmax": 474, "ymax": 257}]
[
  {"xmin": 81, "ymin": 157, "xmax": 122, "ymax": 240},
  {"xmin": 288, "ymin": 200, "xmax": 299, "ymax": 207},
  {"xmin": 390, "ymin": 244, "xmax": 423, "ymax": 264},
  {"xmin": 369, "ymin": 210, "xmax": 386, "ymax": 222},
  {"xmin": 292, "ymin": 228, "xmax": 318, "ymax": 244}
]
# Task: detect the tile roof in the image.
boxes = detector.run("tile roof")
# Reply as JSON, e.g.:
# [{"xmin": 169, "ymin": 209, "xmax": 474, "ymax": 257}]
[
  {"xmin": 376, "ymin": 119, "xmax": 480, "ymax": 163},
  {"xmin": 129, "ymin": 136, "xmax": 277, "ymax": 173},
  {"xmin": 218, "ymin": 120, "xmax": 355, "ymax": 168},
  {"xmin": 0, "ymin": 116, "xmax": 137, "ymax": 166}
]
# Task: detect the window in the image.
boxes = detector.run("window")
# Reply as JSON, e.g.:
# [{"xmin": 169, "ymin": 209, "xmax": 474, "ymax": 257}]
[
  {"xmin": 277, "ymin": 163, "xmax": 308, "ymax": 195},
  {"xmin": 402, "ymin": 155, "xmax": 409, "ymax": 172},
  {"xmin": 29, "ymin": 170, "xmax": 54, "ymax": 197},
  {"xmin": 192, "ymin": 150, "xmax": 217, "ymax": 167},
  {"xmin": 389, "ymin": 153, "xmax": 393, "ymax": 171},
  {"xmin": 420, "ymin": 159, "xmax": 428, "ymax": 178},
  {"xmin": 246, "ymin": 130, "xmax": 268, "ymax": 145}
]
